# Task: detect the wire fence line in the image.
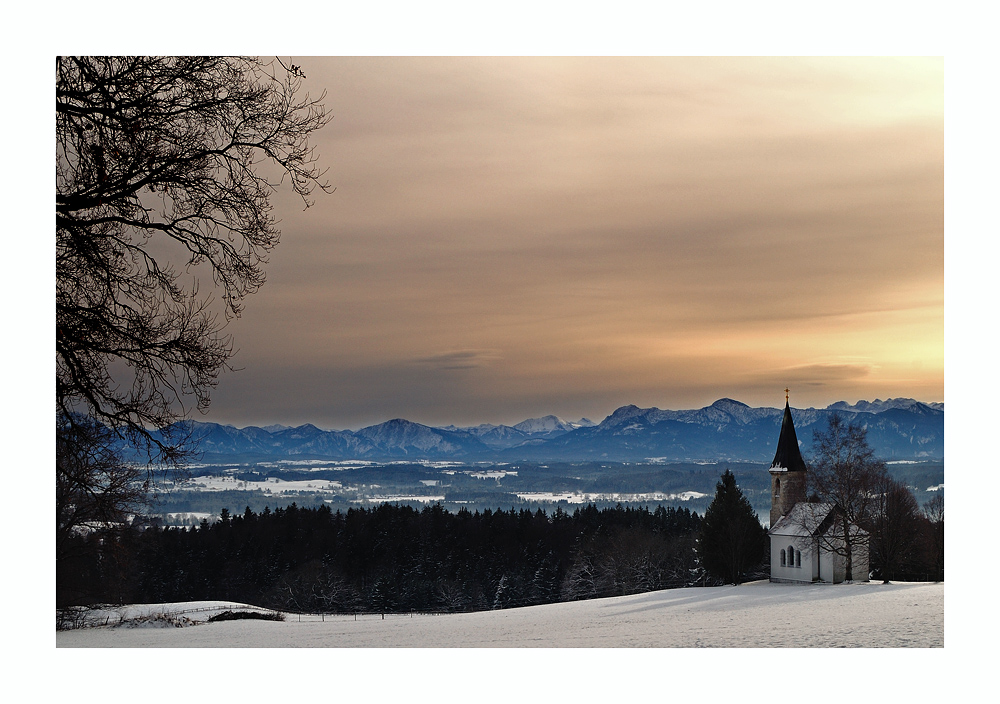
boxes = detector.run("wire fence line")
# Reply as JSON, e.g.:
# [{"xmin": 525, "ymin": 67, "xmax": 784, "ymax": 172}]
[{"xmin": 56, "ymin": 602, "xmax": 470, "ymax": 630}]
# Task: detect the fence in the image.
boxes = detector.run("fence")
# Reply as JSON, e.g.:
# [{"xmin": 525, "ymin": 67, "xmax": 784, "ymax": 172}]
[{"xmin": 56, "ymin": 602, "xmax": 461, "ymax": 630}]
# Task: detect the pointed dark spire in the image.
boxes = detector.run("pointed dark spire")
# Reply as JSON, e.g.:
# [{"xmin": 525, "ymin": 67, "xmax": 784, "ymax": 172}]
[{"xmin": 770, "ymin": 401, "xmax": 807, "ymax": 472}]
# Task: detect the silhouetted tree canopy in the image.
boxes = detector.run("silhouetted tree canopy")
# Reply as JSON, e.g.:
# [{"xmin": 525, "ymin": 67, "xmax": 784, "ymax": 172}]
[
  {"xmin": 921, "ymin": 494, "xmax": 944, "ymax": 582},
  {"xmin": 56, "ymin": 56, "xmax": 332, "ymax": 462},
  {"xmin": 56, "ymin": 414, "xmax": 149, "ymax": 564},
  {"xmin": 868, "ymin": 472, "xmax": 922, "ymax": 583}
]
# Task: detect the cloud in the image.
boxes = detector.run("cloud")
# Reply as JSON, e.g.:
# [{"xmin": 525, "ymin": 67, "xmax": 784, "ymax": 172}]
[
  {"xmin": 412, "ymin": 349, "xmax": 503, "ymax": 371},
  {"xmin": 765, "ymin": 363, "xmax": 878, "ymax": 388}
]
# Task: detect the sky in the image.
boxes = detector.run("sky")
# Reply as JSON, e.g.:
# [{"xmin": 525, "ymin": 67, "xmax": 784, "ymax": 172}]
[{"xmin": 200, "ymin": 57, "xmax": 943, "ymax": 430}]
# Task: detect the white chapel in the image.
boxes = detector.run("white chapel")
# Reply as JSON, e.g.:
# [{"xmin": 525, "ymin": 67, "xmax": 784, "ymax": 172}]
[{"xmin": 766, "ymin": 393, "xmax": 869, "ymax": 583}]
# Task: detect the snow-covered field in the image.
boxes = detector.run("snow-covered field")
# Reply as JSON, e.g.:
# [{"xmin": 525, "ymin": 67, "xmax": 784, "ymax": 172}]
[
  {"xmin": 57, "ymin": 580, "xmax": 942, "ymax": 648},
  {"xmin": 515, "ymin": 490, "xmax": 709, "ymax": 503},
  {"xmin": 161, "ymin": 473, "xmax": 351, "ymax": 494}
]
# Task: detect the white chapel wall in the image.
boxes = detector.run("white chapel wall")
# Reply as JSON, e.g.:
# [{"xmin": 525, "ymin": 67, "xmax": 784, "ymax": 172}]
[{"xmin": 769, "ymin": 535, "xmax": 812, "ymax": 583}]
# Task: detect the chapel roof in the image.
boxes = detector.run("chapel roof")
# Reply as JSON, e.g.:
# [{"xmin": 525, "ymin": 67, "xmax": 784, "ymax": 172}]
[
  {"xmin": 770, "ymin": 400, "xmax": 808, "ymax": 473},
  {"xmin": 769, "ymin": 502, "xmax": 835, "ymax": 536},
  {"xmin": 769, "ymin": 502, "xmax": 869, "ymax": 538}
]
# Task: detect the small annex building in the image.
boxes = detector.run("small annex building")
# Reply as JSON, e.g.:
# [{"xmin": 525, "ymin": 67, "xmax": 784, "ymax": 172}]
[{"xmin": 766, "ymin": 394, "xmax": 869, "ymax": 583}]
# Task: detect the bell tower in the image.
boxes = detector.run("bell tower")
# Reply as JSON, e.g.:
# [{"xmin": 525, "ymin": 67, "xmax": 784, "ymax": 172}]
[{"xmin": 768, "ymin": 389, "xmax": 808, "ymax": 527}]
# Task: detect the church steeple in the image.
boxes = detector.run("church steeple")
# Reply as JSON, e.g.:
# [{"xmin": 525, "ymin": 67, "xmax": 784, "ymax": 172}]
[
  {"xmin": 768, "ymin": 391, "xmax": 808, "ymax": 527},
  {"xmin": 770, "ymin": 399, "xmax": 807, "ymax": 473}
]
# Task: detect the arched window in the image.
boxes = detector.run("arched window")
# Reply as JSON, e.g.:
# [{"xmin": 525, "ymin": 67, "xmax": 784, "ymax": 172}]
[
  {"xmin": 795, "ymin": 549, "xmax": 801, "ymax": 568},
  {"xmin": 774, "ymin": 478, "xmax": 781, "ymax": 499},
  {"xmin": 788, "ymin": 545, "xmax": 795, "ymax": 568},
  {"xmin": 780, "ymin": 549, "xmax": 786, "ymax": 566}
]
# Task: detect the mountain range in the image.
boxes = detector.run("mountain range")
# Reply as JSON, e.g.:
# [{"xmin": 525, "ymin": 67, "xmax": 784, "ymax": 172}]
[{"xmin": 153, "ymin": 397, "xmax": 943, "ymax": 464}]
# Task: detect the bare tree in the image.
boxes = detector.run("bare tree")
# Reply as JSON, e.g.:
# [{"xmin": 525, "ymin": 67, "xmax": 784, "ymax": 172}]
[
  {"xmin": 268, "ymin": 560, "xmax": 353, "ymax": 613},
  {"xmin": 56, "ymin": 415, "xmax": 149, "ymax": 563},
  {"xmin": 56, "ymin": 56, "xmax": 332, "ymax": 463},
  {"xmin": 808, "ymin": 414, "xmax": 887, "ymax": 581},
  {"xmin": 56, "ymin": 414, "xmax": 151, "ymax": 606},
  {"xmin": 922, "ymin": 494, "xmax": 944, "ymax": 581},
  {"xmin": 868, "ymin": 473, "xmax": 921, "ymax": 583},
  {"xmin": 560, "ymin": 552, "xmax": 604, "ymax": 601}
]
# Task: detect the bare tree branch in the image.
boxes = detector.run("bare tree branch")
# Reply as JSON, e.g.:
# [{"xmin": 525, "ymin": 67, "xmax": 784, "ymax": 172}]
[{"xmin": 56, "ymin": 56, "xmax": 332, "ymax": 464}]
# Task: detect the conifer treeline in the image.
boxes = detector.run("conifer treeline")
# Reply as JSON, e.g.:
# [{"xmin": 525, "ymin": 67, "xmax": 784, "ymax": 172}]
[{"xmin": 58, "ymin": 503, "xmax": 704, "ymax": 612}]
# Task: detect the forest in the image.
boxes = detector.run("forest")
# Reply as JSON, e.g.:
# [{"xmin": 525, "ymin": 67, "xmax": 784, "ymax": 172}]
[
  {"xmin": 58, "ymin": 502, "xmax": 711, "ymax": 613},
  {"xmin": 59, "ymin": 487, "xmax": 944, "ymax": 617}
]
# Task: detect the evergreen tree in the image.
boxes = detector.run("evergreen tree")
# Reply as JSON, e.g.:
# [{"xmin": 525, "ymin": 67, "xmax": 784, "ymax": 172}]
[{"xmin": 698, "ymin": 469, "xmax": 768, "ymax": 584}]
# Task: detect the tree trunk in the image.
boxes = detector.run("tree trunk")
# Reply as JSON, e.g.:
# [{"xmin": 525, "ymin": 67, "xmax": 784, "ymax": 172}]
[{"xmin": 843, "ymin": 524, "xmax": 853, "ymax": 582}]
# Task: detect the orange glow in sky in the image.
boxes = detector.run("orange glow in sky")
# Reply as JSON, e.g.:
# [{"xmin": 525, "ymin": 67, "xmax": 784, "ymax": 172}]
[{"xmin": 202, "ymin": 57, "xmax": 942, "ymax": 429}]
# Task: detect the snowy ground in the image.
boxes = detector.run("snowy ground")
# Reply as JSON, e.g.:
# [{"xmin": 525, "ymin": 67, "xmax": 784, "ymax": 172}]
[
  {"xmin": 57, "ymin": 580, "xmax": 942, "ymax": 648},
  {"xmin": 160, "ymin": 473, "xmax": 353, "ymax": 495}
]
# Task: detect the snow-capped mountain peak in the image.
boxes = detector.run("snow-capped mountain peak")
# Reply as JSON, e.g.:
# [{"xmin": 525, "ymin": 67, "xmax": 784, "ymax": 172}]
[
  {"xmin": 513, "ymin": 415, "xmax": 563, "ymax": 433},
  {"xmin": 141, "ymin": 396, "xmax": 942, "ymax": 463},
  {"xmin": 826, "ymin": 398, "xmax": 944, "ymax": 414}
]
